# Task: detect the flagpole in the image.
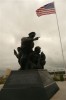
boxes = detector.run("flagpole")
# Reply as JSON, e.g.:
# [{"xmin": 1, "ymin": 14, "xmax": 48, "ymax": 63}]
[{"xmin": 54, "ymin": 3, "xmax": 66, "ymax": 73}]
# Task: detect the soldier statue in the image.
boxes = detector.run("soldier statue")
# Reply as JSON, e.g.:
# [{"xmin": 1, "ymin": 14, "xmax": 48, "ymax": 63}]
[{"xmin": 14, "ymin": 32, "xmax": 46, "ymax": 70}]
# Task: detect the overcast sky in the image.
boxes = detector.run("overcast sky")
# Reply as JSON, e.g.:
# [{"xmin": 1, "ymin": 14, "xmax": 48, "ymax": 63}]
[{"xmin": 0, "ymin": 0, "xmax": 66, "ymax": 71}]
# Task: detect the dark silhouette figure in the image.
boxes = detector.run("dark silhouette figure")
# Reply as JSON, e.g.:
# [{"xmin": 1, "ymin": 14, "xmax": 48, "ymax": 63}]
[
  {"xmin": 28, "ymin": 46, "xmax": 41, "ymax": 69},
  {"xmin": 21, "ymin": 32, "xmax": 39, "ymax": 54},
  {"xmin": 14, "ymin": 47, "xmax": 22, "ymax": 67},
  {"xmin": 14, "ymin": 32, "xmax": 46, "ymax": 70},
  {"xmin": 40, "ymin": 52, "xmax": 46, "ymax": 69},
  {"xmin": 28, "ymin": 46, "xmax": 46, "ymax": 69}
]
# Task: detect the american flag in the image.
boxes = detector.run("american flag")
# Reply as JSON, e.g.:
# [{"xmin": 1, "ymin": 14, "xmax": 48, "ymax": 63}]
[{"xmin": 36, "ymin": 2, "xmax": 56, "ymax": 17}]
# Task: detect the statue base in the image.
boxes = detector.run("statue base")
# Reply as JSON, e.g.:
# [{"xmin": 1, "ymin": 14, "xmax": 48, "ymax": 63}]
[{"xmin": 0, "ymin": 69, "xmax": 59, "ymax": 100}]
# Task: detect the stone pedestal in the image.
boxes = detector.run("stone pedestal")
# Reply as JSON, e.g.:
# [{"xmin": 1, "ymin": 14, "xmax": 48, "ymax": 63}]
[{"xmin": 0, "ymin": 70, "xmax": 59, "ymax": 100}]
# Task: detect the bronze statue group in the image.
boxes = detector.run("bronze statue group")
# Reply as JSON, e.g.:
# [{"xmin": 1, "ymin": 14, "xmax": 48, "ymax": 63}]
[{"xmin": 14, "ymin": 32, "xmax": 46, "ymax": 70}]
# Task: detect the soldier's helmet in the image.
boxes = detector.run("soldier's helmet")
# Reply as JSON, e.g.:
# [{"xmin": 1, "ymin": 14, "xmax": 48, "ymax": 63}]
[
  {"xmin": 28, "ymin": 32, "xmax": 36, "ymax": 38},
  {"xmin": 35, "ymin": 46, "xmax": 41, "ymax": 53}
]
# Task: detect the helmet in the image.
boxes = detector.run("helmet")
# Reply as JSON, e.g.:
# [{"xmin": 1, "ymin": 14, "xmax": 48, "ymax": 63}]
[{"xmin": 28, "ymin": 32, "xmax": 36, "ymax": 38}]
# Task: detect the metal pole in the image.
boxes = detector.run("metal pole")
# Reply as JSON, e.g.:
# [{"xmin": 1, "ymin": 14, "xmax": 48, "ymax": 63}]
[{"xmin": 54, "ymin": 3, "xmax": 66, "ymax": 72}]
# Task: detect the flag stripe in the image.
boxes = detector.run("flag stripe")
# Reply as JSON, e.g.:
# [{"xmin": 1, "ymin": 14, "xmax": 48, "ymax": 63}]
[
  {"xmin": 36, "ymin": 7, "xmax": 55, "ymax": 11},
  {"xmin": 36, "ymin": 10, "xmax": 56, "ymax": 14},
  {"xmin": 36, "ymin": 8, "xmax": 55, "ymax": 12},
  {"xmin": 37, "ymin": 12, "xmax": 55, "ymax": 17},
  {"xmin": 37, "ymin": 12, "xmax": 56, "ymax": 17},
  {"xmin": 36, "ymin": 10, "xmax": 56, "ymax": 16}
]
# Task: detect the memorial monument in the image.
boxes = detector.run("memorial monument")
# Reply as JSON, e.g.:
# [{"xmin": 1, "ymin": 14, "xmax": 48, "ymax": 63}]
[
  {"xmin": 14, "ymin": 32, "xmax": 46, "ymax": 70},
  {"xmin": 0, "ymin": 32, "xmax": 59, "ymax": 100}
]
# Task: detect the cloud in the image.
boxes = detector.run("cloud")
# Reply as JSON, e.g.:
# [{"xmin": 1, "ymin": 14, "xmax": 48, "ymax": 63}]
[{"xmin": 0, "ymin": 0, "xmax": 66, "ymax": 71}]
